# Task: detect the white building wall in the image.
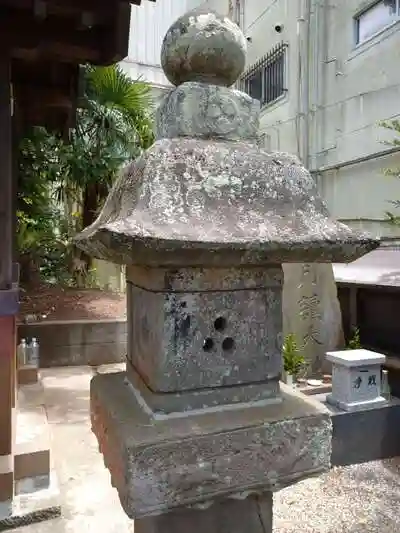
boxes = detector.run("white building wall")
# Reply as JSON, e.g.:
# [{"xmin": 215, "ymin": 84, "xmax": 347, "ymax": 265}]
[
  {"xmin": 245, "ymin": 1, "xmax": 302, "ymax": 157},
  {"xmin": 202, "ymin": 0, "xmax": 305, "ymax": 157},
  {"xmin": 203, "ymin": 0, "xmax": 400, "ymax": 239},
  {"xmin": 120, "ymin": 0, "xmax": 203, "ymax": 102},
  {"xmin": 314, "ymin": 0, "xmax": 400, "ymax": 237}
]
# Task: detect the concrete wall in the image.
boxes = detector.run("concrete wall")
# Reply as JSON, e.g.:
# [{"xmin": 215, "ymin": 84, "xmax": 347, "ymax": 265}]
[
  {"xmin": 202, "ymin": 0, "xmax": 302, "ymax": 155},
  {"xmin": 314, "ymin": 0, "xmax": 400, "ymax": 238},
  {"xmin": 203, "ymin": 0, "xmax": 400, "ymax": 239},
  {"xmin": 18, "ymin": 321, "xmax": 127, "ymax": 368}
]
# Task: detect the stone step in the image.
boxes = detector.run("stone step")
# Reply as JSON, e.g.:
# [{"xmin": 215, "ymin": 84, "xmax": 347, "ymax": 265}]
[
  {"xmin": 0, "ymin": 379, "xmax": 61, "ymax": 529},
  {"xmin": 17, "ymin": 365, "xmax": 38, "ymax": 386},
  {"xmin": 15, "ymin": 383, "xmax": 50, "ymax": 490}
]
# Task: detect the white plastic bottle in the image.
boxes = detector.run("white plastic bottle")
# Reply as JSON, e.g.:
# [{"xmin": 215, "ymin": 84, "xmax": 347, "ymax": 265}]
[
  {"xmin": 382, "ymin": 369, "xmax": 391, "ymax": 401},
  {"xmin": 17, "ymin": 338, "xmax": 27, "ymax": 366},
  {"xmin": 29, "ymin": 338, "xmax": 40, "ymax": 367}
]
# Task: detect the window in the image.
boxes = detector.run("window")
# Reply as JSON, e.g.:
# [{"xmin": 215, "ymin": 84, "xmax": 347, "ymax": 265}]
[
  {"xmin": 238, "ymin": 43, "xmax": 287, "ymax": 108},
  {"xmin": 355, "ymin": 0, "xmax": 400, "ymax": 45}
]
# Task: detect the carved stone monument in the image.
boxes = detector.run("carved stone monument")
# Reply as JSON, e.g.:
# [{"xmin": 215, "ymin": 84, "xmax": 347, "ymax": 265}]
[
  {"xmin": 75, "ymin": 7, "xmax": 379, "ymax": 532},
  {"xmin": 283, "ymin": 263, "xmax": 344, "ymax": 374}
]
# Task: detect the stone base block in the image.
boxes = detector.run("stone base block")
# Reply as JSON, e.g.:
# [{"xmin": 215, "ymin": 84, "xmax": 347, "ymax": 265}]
[
  {"xmin": 126, "ymin": 362, "xmax": 281, "ymax": 415},
  {"xmin": 0, "ymin": 381, "xmax": 61, "ymax": 530},
  {"xmin": 135, "ymin": 493, "xmax": 273, "ymax": 533},
  {"xmin": 90, "ymin": 372, "xmax": 332, "ymax": 519},
  {"xmin": 326, "ymin": 393, "xmax": 387, "ymax": 412}
]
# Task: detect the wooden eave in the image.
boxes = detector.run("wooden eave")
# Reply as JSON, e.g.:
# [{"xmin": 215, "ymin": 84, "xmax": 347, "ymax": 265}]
[
  {"xmin": 0, "ymin": 0, "xmax": 156, "ymax": 132},
  {"xmin": 0, "ymin": 0, "xmax": 156, "ymax": 65}
]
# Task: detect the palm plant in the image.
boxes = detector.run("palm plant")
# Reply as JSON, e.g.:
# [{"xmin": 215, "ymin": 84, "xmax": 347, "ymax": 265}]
[
  {"xmin": 17, "ymin": 64, "xmax": 154, "ymax": 284},
  {"xmin": 66, "ymin": 64, "xmax": 154, "ymax": 231}
]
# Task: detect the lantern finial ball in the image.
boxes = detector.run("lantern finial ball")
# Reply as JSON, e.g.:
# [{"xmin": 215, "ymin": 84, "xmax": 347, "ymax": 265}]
[{"xmin": 161, "ymin": 7, "xmax": 247, "ymax": 88}]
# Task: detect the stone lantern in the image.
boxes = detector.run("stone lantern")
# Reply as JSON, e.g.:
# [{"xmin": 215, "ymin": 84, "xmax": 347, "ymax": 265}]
[{"xmin": 76, "ymin": 7, "xmax": 379, "ymax": 533}]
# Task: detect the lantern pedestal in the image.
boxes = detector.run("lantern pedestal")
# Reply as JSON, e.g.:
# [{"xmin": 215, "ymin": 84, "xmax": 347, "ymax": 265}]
[{"xmin": 91, "ymin": 372, "xmax": 330, "ymax": 525}]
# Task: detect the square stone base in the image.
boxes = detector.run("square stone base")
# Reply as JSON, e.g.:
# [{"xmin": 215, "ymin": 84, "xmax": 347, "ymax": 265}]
[
  {"xmin": 326, "ymin": 393, "xmax": 387, "ymax": 412},
  {"xmin": 90, "ymin": 372, "xmax": 332, "ymax": 519},
  {"xmin": 126, "ymin": 362, "xmax": 281, "ymax": 416}
]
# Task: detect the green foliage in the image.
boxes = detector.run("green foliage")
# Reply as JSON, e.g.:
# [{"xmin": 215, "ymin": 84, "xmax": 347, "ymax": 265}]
[
  {"xmin": 83, "ymin": 65, "xmax": 154, "ymax": 151},
  {"xmin": 17, "ymin": 64, "xmax": 154, "ymax": 285},
  {"xmin": 380, "ymin": 119, "xmax": 400, "ymax": 225},
  {"xmin": 17, "ymin": 128, "xmax": 71, "ymax": 283},
  {"xmin": 347, "ymin": 327, "xmax": 362, "ymax": 350},
  {"xmin": 282, "ymin": 333, "xmax": 307, "ymax": 377},
  {"xmin": 57, "ymin": 65, "xmax": 154, "ymax": 220}
]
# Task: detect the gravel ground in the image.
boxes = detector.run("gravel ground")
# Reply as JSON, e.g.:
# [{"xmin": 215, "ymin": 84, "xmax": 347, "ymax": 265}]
[{"xmin": 274, "ymin": 458, "xmax": 400, "ymax": 533}]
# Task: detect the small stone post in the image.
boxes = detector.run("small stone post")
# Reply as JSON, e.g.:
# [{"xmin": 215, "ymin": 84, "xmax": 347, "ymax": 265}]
[
  {"xmin": 326, "ymin": 349, "xmax": 386, "ymax": 411},
  {"xmin": 76, "ymin": 7, "xmax": 379, "ymax": 532}
]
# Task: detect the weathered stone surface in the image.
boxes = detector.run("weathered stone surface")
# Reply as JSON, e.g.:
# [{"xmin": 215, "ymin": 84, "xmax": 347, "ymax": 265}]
[
  {"xmin": 91, "ymin": 372, "xmax": 332, "ymax": 519},
  {"xmin": 126, "ymin": 266, "xmax": 282, "ymax": 395},
  {"xmin": 161, "ymin": 7, "xmax": 246, "ymax": 87},
  {"xmin": 75, "ymin": 140, "xmax": 379, "ymax": 267},
  {"xmin": 125, "ymin": 362, "xmax": 281, "ymax": 415},
  {"xmin": 156, "ymin": 82, "xmax": 259, "ymax": 141},
  {"xmin": 283, "ymin": 263, "xmax": 344, "ymax": 374},
  {"xmin": 135, "ymin": 494, "xmax": 273, "ymax": 533},
  {"xmin": 78, "ymin": 4, "xmax": 374, "ymax": 525}
]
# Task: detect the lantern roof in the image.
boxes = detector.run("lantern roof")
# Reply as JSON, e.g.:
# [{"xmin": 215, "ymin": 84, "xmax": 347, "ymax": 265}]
[{"xmin": 75, "ymin": 7, "xmax": 379, "ymax": 267}]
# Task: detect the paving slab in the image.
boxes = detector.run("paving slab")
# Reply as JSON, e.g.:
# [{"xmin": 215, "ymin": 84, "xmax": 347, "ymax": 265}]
[{"xmin": 12, "ymin": 365, "xmax": 132, "ymax": 533}]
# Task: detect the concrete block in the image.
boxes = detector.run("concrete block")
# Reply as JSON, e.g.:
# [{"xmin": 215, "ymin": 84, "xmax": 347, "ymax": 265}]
[
  {"xmin": 18, "ymin": 320, "xmax": 127, "ymax": 367},
  {"xmin": 315, "ymin": 394, "xmax": 400, "ymax": 467},
  {"xmin": 326, "ymin": 349, "xmax": 386, "ymax": 411}
]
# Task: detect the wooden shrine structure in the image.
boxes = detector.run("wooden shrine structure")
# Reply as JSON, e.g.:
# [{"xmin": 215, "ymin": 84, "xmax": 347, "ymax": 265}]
[{"xmin": 0, "ymin": 0, "xmax": 155, "ymax": 518}]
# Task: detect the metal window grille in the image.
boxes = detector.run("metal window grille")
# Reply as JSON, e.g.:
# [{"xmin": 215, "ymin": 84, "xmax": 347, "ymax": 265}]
[{"xmin": 238, "ymin": 42, "xmax": 287, "ymax": 107}]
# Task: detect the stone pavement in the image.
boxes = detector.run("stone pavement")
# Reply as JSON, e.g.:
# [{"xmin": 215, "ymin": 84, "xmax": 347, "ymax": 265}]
[
  {"xmin": 13, "ymin": 364, "xmax": 133, "ymax": 533},
  {"xmin": 11, "ymin": 365, "xmax": 400, "ymax": 533}
]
